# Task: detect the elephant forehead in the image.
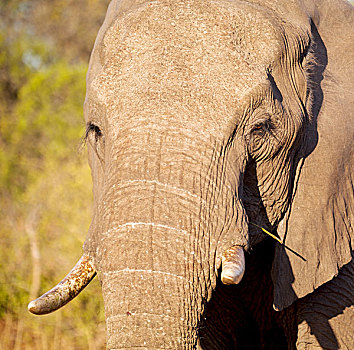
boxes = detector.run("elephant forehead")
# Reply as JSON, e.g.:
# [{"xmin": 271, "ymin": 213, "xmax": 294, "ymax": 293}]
[{"xmin": 88, "ymin": 0, "xmax": 281, "ymax": 133}]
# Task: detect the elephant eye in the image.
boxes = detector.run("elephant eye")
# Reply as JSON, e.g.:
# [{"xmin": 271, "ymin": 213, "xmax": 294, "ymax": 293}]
[
  {"xmin": 252, "ymin": 119, "xmax": 275, "ymax": 136},
  {"xmin": 247, "ymin": 118, "xmax": 281, "ymax": 160},
  {"xmin": 85, "ymin": 122, "xmax": 105, "ymax": 163}
]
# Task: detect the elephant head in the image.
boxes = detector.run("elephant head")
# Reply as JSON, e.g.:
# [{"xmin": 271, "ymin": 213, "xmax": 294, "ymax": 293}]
[{"xmin": 29, "ymin": 0, "xmax": 353, "ymax": 348}]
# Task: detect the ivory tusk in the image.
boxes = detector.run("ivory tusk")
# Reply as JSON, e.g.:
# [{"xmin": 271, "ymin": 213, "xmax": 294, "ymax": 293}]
[
  {"xmin": 221, "ymin": 245, "xmax": 245, "ymax": 285},
  {"xmin": 28, "ymin": 254, "xmax": 96, "ymax": 315}
]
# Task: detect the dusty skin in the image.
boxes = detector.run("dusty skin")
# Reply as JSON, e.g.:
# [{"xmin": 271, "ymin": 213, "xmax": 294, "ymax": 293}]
[{"xmin": 29, "ymin": 0, "xmax": 353, "ymax": 349}]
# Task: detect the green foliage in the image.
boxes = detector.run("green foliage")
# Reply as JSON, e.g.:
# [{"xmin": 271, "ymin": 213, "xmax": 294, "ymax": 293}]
[
  {"xmin": 0, "ymin": 2, "xmax": 107, "ymax": 348},
  {"xmin": 3, "ymin": 62, "xmax": 87, "ymax": 195},
  {"xmin": 0, "ymin": 58, "xmax": 105, "ymax": 348}
]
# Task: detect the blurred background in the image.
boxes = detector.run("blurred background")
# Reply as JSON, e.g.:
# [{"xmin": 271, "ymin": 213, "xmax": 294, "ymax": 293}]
[{"xmin": 0, "ymin": 1, "xmax": 110, "ymax": 349}]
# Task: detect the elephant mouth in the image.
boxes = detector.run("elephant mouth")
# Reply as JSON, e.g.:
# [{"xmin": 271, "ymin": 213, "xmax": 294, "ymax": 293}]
[{"xmin": 28, "ymin": 246, "xmax": 245, "ymax": 314}]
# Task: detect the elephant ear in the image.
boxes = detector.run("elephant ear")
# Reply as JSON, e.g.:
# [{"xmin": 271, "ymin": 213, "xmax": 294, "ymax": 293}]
[{"xmin": 271, "ymin": 1, "xmax": 354, "ymax": 311}]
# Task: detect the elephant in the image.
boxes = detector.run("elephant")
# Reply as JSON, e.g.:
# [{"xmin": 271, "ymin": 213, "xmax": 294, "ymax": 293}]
[{"xmin": 28, "ymin": 0, "xmax": 353, "ymax": 348}]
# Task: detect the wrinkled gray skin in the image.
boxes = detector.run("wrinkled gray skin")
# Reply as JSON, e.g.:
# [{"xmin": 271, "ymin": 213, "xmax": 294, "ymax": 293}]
[{"xmin": 78, "ymin": 0, "xmax": 354, "ymax": 348}]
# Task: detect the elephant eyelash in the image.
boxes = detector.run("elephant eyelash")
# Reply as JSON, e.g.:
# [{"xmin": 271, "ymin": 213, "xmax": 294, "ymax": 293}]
[
  {"xmin": 83, "ymin": 122, "xmax": 105, "ymax": 165},
  {"xmin": 85, "ymin": 122, "xmax": 103, "ymax": 142}
]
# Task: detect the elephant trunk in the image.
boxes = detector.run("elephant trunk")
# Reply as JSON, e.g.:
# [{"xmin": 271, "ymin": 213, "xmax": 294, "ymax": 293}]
[
  {"xmin": 98, "ymin": 224, "xmax": 206, "ymax": 349},
  {"xmin": 84, "ymin": 129, "xmax": 249, "ymax": 347},
  {"xmin": 88, "ymin": 177, "xmax": 222, "ymax": 347}
]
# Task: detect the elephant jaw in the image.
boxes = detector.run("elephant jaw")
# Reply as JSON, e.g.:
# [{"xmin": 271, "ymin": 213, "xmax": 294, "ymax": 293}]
[
  {"xmin": 221, "ymin": 245, "xmax": 245, "ymax": 285},
  {"xmin": 27, "ymin": 254, "xmax": 96, "ymax": 315}
]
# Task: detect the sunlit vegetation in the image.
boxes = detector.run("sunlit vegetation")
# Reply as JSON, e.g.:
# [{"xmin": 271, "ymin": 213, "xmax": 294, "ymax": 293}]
[{"xmin": 0, "ymin": 1, "xmax": 109, "ymax": 348}]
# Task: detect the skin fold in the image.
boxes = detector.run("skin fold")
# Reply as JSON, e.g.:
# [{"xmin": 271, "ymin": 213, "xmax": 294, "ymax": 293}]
[{"xmin": 29, "ymin": 0, "xmax": 353, "ymax": 348}]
